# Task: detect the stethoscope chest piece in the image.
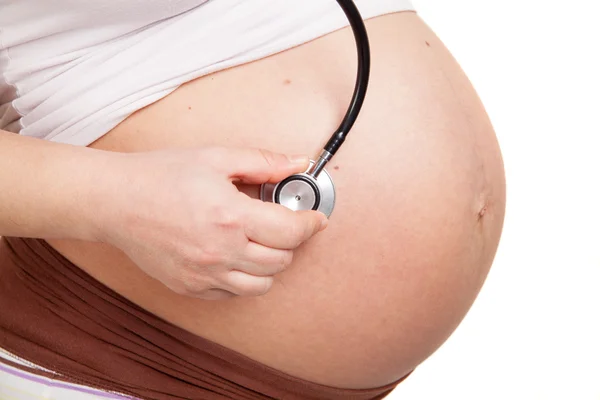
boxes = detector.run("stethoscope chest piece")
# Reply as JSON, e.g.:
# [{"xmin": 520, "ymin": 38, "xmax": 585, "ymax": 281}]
[
  {"xmin": 260, "ymin": 161, "xmax": 336, "ymax": 217},
  {"xmin": 260, "ymin": 0, "xmax": 368, "ymax": 219}
]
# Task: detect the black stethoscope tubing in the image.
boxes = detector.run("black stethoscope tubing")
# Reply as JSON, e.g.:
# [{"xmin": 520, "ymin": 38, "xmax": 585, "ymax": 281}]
[
  {"xmin": 309, "ymin": 0, "xmax": 371, "ymax": 178},
  {"xmin": 260, "ymin": 0, "xmax": 370, "ymax": 217}
]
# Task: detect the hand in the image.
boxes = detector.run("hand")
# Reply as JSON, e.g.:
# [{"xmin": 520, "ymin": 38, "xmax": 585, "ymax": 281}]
[{"xmin": 95, "ymin": 146, "xmax": 328, "ymax": 300}]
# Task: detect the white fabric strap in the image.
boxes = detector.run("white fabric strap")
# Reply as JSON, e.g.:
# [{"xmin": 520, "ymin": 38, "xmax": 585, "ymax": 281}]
[{"xmin": 0, "ymin": 349, "xmax": 134, "ymax": 400}]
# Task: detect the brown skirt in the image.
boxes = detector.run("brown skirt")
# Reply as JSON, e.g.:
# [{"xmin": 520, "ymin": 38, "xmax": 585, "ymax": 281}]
[{"xmin": 0, "ymin": 237, "xmax": 409, "ymax": 399}]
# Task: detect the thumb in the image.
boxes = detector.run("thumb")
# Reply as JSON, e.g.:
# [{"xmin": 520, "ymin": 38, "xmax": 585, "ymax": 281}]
[{"xmin": 212, "ymin": 147, "xmax": 311, "ymax": 184}]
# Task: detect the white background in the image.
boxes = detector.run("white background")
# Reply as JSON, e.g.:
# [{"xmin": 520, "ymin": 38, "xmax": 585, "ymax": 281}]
[{"xmin": 390, "ymin": 1, "xmax": 600, "ymax": 399}]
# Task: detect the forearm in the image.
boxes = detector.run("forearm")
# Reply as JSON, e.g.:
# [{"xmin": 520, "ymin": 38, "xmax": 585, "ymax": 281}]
[{"xmin": 0, "ymin": 130, "xmax": 118, "ymax": 240}]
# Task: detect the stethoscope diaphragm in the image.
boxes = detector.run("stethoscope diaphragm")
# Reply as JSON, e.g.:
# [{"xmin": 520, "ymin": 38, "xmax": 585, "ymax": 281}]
[{"xmin": 260, "ymin": 161, "xmax": 336, "ymax": 217}]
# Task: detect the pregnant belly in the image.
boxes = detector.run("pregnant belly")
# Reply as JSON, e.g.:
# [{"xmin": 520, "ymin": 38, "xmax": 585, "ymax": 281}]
[{"xmin": 47, "ymin": 12, "xmax": 505, "ymax": 389}]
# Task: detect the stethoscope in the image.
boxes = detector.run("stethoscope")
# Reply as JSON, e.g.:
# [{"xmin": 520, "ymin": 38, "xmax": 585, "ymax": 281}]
[{"xmin": 260, "ymin": 0, "xmax": 370, "ymax": 217}]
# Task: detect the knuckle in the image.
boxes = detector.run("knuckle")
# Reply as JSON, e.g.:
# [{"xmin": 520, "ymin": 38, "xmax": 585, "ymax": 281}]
[
  {"xmin": 288, "ymin": 221, "xmax": 308, "ymax": 246},
  {"xmin": 244, "ymin": 277, "xmax": 273, "ymax": 297},
  {"xmin": 225, "ymin": 270, "xmax": 273, "ymax": 297},
  {"xmin": 211, "ymin": 204, "xmax": 243, "ymax": 230},
  {"xmin": 280, "ymin": 251, "xmax": 294, "ymax": 267},
  {"xmin": 258, "ymin": 149, "xmax": 275, "ymax": 167},
  {"xmin": 162, "ymin": 254, "xmax": 231, "ymax": 297},
  {"xmin": 183, "ymin": 247, "xmax": 224, "ymax": 268},
  {"xmin": 181, "ymin": 268, "xmax": 220, "ymax": 293},
  {"xmin": 260, "ymin": 277, "xmax": 274, "ymax": 295},
  {"xmin": 199, "ymin": 251, "xmax": 226, "ymax": 268},
  {"xmin": 200, "ymin": 274, "xmax": 221, "ymax": 291},
  {"xmin": 167, "ymin": 269, "xmax": 208, "ymax": 296},
  {"xmin": 258, "ymin": 149, "xmax": 286, "ymax": 167}
]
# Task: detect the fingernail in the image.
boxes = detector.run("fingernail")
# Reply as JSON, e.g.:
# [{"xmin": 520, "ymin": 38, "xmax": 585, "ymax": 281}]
[
  {"xmin": 289, "ymin": 154, "xmax": 309, "ymax": 165},
  {"xmin": 320, "ymin": 217, "xmax": 329, "ymax": 231}
]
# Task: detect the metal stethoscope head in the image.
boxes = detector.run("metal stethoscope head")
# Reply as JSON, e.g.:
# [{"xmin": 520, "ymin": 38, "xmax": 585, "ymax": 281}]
[{"xmin": 260, "ymin": 0, "xmax": 371, "ymax": 217}]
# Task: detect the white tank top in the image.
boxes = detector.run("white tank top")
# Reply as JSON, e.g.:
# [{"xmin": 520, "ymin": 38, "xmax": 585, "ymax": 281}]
[{"xmin": 0, "ymin": 0, "xmax": 414, "ymax": 146}]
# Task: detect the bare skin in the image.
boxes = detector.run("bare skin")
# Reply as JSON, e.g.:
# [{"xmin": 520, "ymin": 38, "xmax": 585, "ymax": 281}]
[{"xmin": 45, "ymin": 12, "xmax": 506, "ymax": 389}]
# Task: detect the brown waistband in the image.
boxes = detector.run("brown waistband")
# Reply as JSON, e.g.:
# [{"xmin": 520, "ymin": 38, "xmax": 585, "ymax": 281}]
[{"xmin": 0, "ymin": 237, "xmax": 408, "ymax": 399}]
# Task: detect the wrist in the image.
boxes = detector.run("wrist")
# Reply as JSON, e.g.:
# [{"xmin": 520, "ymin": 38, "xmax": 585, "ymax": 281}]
[
  {"xmin": 0, "ymin": 132, "xmax": 131, "ymax": 241},
  {"xmin": 70, "ymin": 149, "xmax": 130, "ymax": 243}
]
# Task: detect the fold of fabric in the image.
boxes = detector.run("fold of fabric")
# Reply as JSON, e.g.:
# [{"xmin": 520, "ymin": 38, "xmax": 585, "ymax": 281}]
[{"xmin": 0, "ymin": 237, "xmax": 409, "ymax": 399}]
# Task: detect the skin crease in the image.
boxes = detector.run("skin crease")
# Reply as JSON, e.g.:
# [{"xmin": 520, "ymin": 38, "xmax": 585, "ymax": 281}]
[{"xmin": 47, "ymin": 12, "xmax": 506, "ymax": 389}]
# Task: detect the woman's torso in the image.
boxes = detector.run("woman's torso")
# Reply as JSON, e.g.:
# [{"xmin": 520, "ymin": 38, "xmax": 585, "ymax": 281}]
[{"xmin": 7, "ymin": 3, "xmax": 505, "ymax": 391}]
